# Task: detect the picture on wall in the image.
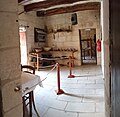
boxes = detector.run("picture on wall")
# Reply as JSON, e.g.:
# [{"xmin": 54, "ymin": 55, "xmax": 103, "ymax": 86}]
[{"xmin": 34, "ymin": 27, "xmax": 46, "ymax": 42}]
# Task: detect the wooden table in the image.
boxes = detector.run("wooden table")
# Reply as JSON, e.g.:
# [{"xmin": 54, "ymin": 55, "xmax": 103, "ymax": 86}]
[
  {"xmin": 21, "ymin": 72, "xmax": 42, "ymax": 117},
  {"xmin": 29, "ymin": 50, "xmax": 77, "ymax": 70},
  {"xmin": 21, "ymin": 72, "xmax": 42, "ymax": 95}
]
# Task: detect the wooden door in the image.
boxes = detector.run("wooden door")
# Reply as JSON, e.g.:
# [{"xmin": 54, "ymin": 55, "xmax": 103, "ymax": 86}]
[
  {"xmin": 19, "ymin": 31, "xmax": 27, "ymax": 65},
  {"xmin": 110, "ymin": 0, "xmax": 120, "ymax": 116}
]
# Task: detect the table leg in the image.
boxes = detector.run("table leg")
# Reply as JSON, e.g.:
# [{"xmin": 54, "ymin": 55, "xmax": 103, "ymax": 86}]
[
  {"xmin": 22, "ymin": 97, "xmax": 26, "ymax": 117},
  {"xmin": 31, "ymin": 91, "xmax": 40, "ymax": 117},
  {"xmin": 29, "ymin": 92, "xmax": 32, "ymax": 117},
  {"xmin": 37, "ymin": 53, "xmax": 39, "ymax": 71}
]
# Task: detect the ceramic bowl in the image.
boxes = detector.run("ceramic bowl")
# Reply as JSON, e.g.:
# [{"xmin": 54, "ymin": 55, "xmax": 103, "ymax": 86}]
[{"xmin": 43, "ymin": 47, "xmax": 51, "ymax": 51}]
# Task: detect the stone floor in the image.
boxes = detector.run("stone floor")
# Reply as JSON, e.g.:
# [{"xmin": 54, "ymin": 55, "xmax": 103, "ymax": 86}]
[
  {"xmin": 33, "ymin": 65, "xmax": 105, "ymax": 117},
  {"xmin": 82, "ymin": 56, "xmax": 96, "ymax": 64}
]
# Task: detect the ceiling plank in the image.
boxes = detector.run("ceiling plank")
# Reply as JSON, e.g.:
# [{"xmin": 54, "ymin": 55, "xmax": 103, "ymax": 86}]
[
  {"xmin": 37, "ymin": 2, "xmax": 100, "ymax": 17},
  {"xmin": 24, "ymin": 0, "xmax": 86, "ymax": 12}
]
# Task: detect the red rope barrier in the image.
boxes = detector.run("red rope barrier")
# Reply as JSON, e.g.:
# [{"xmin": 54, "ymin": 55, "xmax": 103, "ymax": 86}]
[
  {"xmin": 55, "ymin": 63, "xmax": 64, "ymax": 95},
  {"xmin": 68, "ymin": 56, "xmax": 75, "ymax": 78}
]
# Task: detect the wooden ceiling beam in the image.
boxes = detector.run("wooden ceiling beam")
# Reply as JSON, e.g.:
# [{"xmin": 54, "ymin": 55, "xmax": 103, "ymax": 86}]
[
  {"xmin": 37, "ymin": 2, "xmax": 100, "ymax": 17},
  {"xmin": 18, "ymin": 0, "xmax": 24, "ymax": 3},
  {"xmin": 24, "ymin": 0, "xmax": 85, "ymax": 12}
]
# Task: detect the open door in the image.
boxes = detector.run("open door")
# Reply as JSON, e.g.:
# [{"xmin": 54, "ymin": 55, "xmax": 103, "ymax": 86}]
[
  {"xmin": 79, "ymin": 28, "xmax": 97, "ymax": 65},
  {"xmin": 19, "ymin": 28, "xmax": 27, "ymax": 65}
]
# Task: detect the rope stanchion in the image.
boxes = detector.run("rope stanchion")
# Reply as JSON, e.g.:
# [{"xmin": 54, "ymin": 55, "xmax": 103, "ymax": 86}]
[
  {"xmin": 72, "ymin": 51, "xmax": 74, "ymax": 67},
  {"xmin": 68, "ymin": 56, "xmax": 75, "ymax": 78},
  {"xmin": 37, "ymin": 53, "xmax": 39, "ymax": 71},
  {"xmin": 22, "ymin": 64, "xmax": 57, "ymax": 93},
  {"xmin": 22, "ymin": 63, "xmax": 64, "ymax": 95},
  {"xmin": 55, "ymin": 63, "xmax": 64, "ymax": 95}
]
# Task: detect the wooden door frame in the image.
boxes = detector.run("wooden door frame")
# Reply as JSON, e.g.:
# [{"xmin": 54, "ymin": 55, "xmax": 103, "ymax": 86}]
[
  {"xmin": 79, "ymin": 29, "xmax": 97, "ymax": 65},
  {"xmin": 0, "ymin": 83, "xmax": 3, "ymax": 117},
  {"xmin": 110, "ymin": 0, "xmax": 120, "ymax": 117},
  {"xmin": 19, "ymin": 31, "xmax": 28, "ymax": 65},
  {"xmin": 79, "ymin": 29, "xmax": 83, "ymax": 65}
]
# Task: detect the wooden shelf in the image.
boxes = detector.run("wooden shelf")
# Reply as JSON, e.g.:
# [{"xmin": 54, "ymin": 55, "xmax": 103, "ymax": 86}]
[
  {"xmin": 29, "ymin": 49, "xmax": 77, "ymax": 54},
  {"xmin": 47, "ymin": 28, "xmax": 72, "ymax": 34}
]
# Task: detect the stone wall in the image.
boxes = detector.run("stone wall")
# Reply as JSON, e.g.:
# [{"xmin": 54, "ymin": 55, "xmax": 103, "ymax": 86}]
[
  {"xmin": 45, "ymin": 10, "xmax": 101, "ymax": 66},
  {"xmin": 18, "ymin": 5, "xmax": 45, "ymax": 64},
  {"xmin": 0, "ymin": 0, "xmax": 22, "ymax": 117},
  {"xmin": 18, "ymin": 8, "xmax": 101, "ymax": 66}
]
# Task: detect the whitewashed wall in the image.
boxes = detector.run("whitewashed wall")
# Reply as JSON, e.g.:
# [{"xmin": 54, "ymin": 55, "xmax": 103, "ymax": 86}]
[
  {"xmin": 18, "ymin": 5, "xmax": 45, "ymax": 64},
  {"xmin": 45, "ymin": 10, "xmax": 101, "ymax": 66}
]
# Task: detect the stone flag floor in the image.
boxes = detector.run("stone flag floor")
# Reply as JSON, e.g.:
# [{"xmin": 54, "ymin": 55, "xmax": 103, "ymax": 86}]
[{"xmin": 33, "ymin": 65, "xmax": 105, "ymax": 117}]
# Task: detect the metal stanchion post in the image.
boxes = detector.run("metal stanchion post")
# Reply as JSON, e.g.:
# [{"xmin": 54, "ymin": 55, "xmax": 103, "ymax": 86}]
[
  {"xmin": 72, "ymin": 51, "xmax": 74, "ymax": 67},
  {"xmin": 68, "ymin": 56, "xmax": 75, "ymax": 78},
  {"xmin": 55, "ymin": 63, "xmax": 64, "ymax": 95}
]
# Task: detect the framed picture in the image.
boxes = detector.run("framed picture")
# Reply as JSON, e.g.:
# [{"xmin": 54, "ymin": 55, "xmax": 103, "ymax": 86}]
[{"xmin": 34, "ymin": 28, "xmax": 46, "ymax": 42}]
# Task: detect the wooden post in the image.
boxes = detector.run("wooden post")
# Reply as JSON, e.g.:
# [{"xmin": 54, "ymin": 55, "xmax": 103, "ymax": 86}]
[
  {"xmin": 55, "ymin": 63, "xmax": 64, "ymax": 95},
  {"xmin": 36, "ymin": 52, "xmax": 39, "ymax": 71},
  {"xmin": 72, "ymin": 51, "xmax": 74, "ymax": 67},
  {"xmin": 68, "ymin": 56, "xmax": 75, "ymax": 78}
]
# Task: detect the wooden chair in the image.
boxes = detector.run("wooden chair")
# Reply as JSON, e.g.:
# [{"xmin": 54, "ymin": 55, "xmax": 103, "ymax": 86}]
[
  {"xmin": 21, "ymin": 65, "xmax": 39, "ymax": 117},
  {"xmin": 21, "ymin": 65, "xmax": 35, "ymax": 74}
]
